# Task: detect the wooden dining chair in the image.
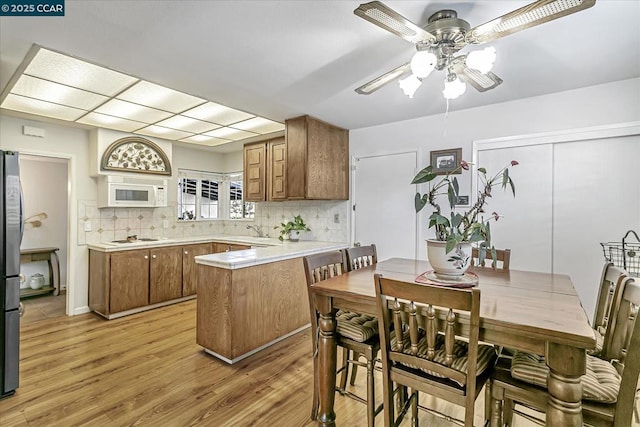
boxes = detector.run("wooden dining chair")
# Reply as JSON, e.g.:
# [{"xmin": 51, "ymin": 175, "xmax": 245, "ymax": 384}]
[
  {"xmin": 374, "ymin": 274, "xmax": 497, "ymax": 427},
  {"xmin": 489, "ymin": 276, "xmax": 639, "ymax": 427},
  {"xmin": 344, "ymin": 244, "xmax": 379, "ymax": 385},
  {"xmin": 346, "ymin": 244, "xmax": 378, "ymax": 272},
  {"xmin": 591, "ymin": 262, "xmax": 627, "ymax": 359},
  {"xmin": 470, "ymin": 247, "xmax": 511, "ymax": 271},
  {"xmin": 303, "ymin": 250, "xmax": 382, "ymax": 427}
]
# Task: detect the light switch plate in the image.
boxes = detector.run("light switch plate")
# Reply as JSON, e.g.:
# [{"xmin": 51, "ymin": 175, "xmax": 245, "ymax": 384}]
[{"xmin": 83, "ymin": 221, "xmax": 92, "ymax": 232}]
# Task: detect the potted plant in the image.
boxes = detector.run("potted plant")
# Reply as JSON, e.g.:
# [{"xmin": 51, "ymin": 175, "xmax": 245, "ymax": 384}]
[
  {"xmin": 274, "ymin": 214, "xmax": 311, "ymax": 242},
  {"xmin": 411, "ymin": 158, "xmax": 518, "ymax": 276}
]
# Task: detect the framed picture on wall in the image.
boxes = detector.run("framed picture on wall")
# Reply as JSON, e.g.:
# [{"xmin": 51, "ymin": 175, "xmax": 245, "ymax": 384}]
[{"xmin": 430, "ymin": 148, "xmax": 462, "ymax": 175}]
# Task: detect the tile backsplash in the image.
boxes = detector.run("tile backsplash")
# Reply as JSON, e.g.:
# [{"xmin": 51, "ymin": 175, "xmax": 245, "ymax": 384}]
[{"xmin": 77, "ymin": 200, "xmax": 350, "ymax": 245}]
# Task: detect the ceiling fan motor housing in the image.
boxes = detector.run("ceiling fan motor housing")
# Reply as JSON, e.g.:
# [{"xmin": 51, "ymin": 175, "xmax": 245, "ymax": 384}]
[{"xmin": 419, "ymin": 10, "xmax": 471, "ymax": 71}]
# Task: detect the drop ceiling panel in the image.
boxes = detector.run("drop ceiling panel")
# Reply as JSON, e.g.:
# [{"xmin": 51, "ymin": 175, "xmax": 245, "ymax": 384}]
[
  {"xmin": 231, "ymin": 117, "xmax": 285, "ymax": 133},
  {"xmin": 117, "ymin": 81, "xmax": 206, "ymax": 113},
  {"xmin": 182, "ymin": 102, "xmax": 255, "ymax": 125},
  {"xmin": 1, "ymin": 93, "xmax": 87, "ymax": 121},
  {"xmin": 11, "ymin": 75, "xmax": 108, "ymax": 110},
  {"xmin": 95, "ymin": 99, "xmax": 173, "ymax": 123},
  {"xmin": 77, "ymin": 112, "xmax": 147, "ymax": 132},
  {"xmin": 180, "ymin": 135, "xmax": 231, "ymax": 146},
  {"xmin": 135, "ymin": 124, "xmax": 193, "ymax": 140},
  {"xmin": 203, "ymin": 127, "xmax": 258, "ymax": 140},
  {"xmin": 155, "ymin": 115, "xmax": 221, "ymax": 133},
  {"xmin": 24, "ymin": 48, "xmax": 138, "ymax": 96}
]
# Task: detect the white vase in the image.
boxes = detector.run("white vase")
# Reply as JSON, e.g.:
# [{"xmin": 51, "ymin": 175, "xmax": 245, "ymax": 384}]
[{"xmin": 426, "ymin": 239, "xmax": 472, "ymax": 276}]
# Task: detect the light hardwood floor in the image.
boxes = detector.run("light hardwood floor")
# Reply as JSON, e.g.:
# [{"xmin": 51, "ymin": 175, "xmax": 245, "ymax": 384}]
[{"xmin": 1, "ymin": 300, "xmax": 636, "ymax": 426}]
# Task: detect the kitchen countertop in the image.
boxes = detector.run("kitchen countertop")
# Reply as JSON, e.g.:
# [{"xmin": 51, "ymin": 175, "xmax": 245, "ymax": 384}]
[
  {"xmin": 87, "ymin": 235, "xmax": 348, "ymax": 270},
  {"xmin": 194, "ymin": 240, "xmax": 347, "ymax": 270}
]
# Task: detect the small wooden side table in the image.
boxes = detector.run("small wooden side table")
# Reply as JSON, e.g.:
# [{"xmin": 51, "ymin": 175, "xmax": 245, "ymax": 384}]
[{"xmin": 20, "ymin": 247, "xmax": 60, "ymax": 297}]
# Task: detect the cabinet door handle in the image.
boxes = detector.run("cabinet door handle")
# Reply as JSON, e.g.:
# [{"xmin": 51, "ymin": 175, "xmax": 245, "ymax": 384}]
[
  {"xmin": 152, "ymin": 255, "xmax": 157, "ymax": 259},
  {"xmin": 144, "ymin": 255, "xmax": 149, "ymax": 259},
  {"xmin": 184, "ymin": 251, "xmax": 188, "ymax": 255}
]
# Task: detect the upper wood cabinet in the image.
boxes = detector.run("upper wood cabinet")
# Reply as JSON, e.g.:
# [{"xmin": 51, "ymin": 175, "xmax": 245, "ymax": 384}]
[
  {"xmin": 242, "ymin": 116, "xmax": 349, "ymax": 201},
  {"xmin": 244, "ymin": 143, "xmax": 266, "ymax": 202},
  {"xmin": 267, "ymin": 137, "xmax": 287, "ymax": 201},
  {"xmin": 285, "ymin": 115, "xmax": 349, "ymax": 200},
  {"xmin": 244, "ymin": 137, "xmax": 287, "ymax": 202}
]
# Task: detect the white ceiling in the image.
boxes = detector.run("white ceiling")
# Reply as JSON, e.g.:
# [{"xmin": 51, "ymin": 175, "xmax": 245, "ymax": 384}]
[{"xmin": 1, "ymin": 1, "xmax": 639, "ymax": 153}]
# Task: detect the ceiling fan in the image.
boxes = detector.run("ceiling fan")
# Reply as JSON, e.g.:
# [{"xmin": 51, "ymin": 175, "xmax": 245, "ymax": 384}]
[{"xmin": 354, "ymin": 0, "xmax": 596, "ymax": 99}]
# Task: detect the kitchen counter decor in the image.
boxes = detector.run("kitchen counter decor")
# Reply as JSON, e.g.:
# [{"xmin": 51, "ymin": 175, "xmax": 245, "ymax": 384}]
[
  {"xmin": 412, "ymin": 157, "xmax": 518, "ymax": 276},
  {"xmin": 274, "ymin": 214, "xmax": 310, "ymax": 241}
]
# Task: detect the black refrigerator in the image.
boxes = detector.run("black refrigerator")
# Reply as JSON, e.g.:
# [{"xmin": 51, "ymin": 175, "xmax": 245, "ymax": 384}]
[{"xmin": 1, "ymin": 150, "xmax": 22, "ymax": 398}]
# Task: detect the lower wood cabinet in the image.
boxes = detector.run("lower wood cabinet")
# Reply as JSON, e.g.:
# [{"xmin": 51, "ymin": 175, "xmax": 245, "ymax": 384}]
[
  {"xmin": 213, "ymin": 243, "xmax": 251, "ymax": 253},
  {"xmin": 89, "ymin": 240, "xmax": 253, "ymax": 319},
  {"xmin": 182, "ymin": 243, "xmax": 213, "ymax": 297},
  {"xmin": 109, "ymin": 249, "xmax": 150, "ymax": 313},
  {"xmin": 150, "ymin": 246, "xmax": 183, "ymax": 304}
]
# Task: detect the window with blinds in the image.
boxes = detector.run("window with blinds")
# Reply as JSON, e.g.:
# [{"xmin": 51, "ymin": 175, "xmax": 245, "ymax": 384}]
[{"xmin": 178, "ymin": 170, "xmax": 254, "ymax": 221}]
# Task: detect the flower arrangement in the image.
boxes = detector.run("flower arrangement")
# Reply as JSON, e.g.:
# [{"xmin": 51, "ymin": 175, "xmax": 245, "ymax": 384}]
[
  {"xmin": 274, "ymin": 214, "xmax": 311, "ymax": 241},
  {"xmin": 411, "ymin": 159, "xmax": 519, "ymax": 262}
]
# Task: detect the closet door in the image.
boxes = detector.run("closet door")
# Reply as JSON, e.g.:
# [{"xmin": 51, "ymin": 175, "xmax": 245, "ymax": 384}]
[
  {"xmin": 553, "ymin": 135, "xmax": 640, "ymax": 318},
  {"xmin": 477, "ymin": 144, "xmax": 553, "ymax": 273}
]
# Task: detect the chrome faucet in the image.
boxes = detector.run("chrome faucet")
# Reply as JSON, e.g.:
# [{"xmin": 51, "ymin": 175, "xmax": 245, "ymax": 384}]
[{"xmin": 246, "ymin": 224, "xmax": 265, "ymax": 237}]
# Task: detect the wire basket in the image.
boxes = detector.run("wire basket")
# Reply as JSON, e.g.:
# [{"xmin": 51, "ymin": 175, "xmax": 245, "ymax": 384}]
[{"xmin": 601, "ymin": 230, "xmax": 640, "ymax": 278}]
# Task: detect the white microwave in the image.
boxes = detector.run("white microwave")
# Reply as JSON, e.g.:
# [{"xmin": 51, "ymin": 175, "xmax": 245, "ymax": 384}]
[{"xmin": 97, "ymin": 175, "xmax": 168, "ymax": 208}]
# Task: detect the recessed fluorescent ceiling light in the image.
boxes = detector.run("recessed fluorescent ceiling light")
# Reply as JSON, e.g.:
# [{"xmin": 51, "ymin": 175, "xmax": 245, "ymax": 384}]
[
  {"xmin": 117, "ymin": 81, "xmax": 205, "ymax": 114},
  {"xmin": 11, "ymin": 75, "xmax": 108, "ymax": 110},
  {"xmin": 0, "ymin": 45, "xmax": 284, "ymax": 147},
  {"xmin": 231, "ymin": 117, "xmax": 285, "ymax": 133},
  {"xmin": 135, "ymin": 125, "xmax": 193, "ymax": 140},
  {"xmin": 155, "ymin": 115, "xmax": 220, "ymax": 134},
  {"xmin": 76, "ymin": 112, "xmax": 147, "ymax": 133},
  {"xmin": 182, "ymin": 102, "xmax": 255, "ymax": 125},
  {"xmin": 23, "ymin": 48, "xmax": 138, "ymax": 96},
  {"xmin": 203, "ymin": 127, "xmax": 257, "ymax": 141},
  {"xmin": 95, "ymin": 99, "xmax": 173, "ymax": 123},
  {"xmin": 1, "ymin": 93, "xmax": 86, "ymax": 121},
  {"xmin": 180, "ymin": 135, "xmax": 231, "ymax": 146}
]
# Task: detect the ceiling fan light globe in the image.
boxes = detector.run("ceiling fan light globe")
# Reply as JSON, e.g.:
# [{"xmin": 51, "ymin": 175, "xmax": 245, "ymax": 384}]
[
  {"xmin": 443, "ymin": 76, "xmax": 466, "ymax": 100},
  {"xmin": 466, "ymin": 46, "xmax": 497, "ymax": 75},
  {"xmin": 399, "ymin": 74, "xmax": 422, "ymax": 98},
  {"xmin": 410, "ymin": 51, "xmax": 437, "ymax": 78}
]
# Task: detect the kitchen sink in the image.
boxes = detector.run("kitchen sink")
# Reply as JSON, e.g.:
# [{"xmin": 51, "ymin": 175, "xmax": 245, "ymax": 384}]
[{"xmin": 111, "ymin": 238, "xmax": 159, "ymax": 244}]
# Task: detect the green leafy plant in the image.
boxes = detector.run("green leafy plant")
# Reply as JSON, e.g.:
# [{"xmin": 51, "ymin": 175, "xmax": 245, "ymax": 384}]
[
  {"xmin": 411, "ymin": 159, "xmax": 519, "ymax": 261},
  {"xmin": 274, "ymin": 214, "xmax": 311, "ymax": 241}
]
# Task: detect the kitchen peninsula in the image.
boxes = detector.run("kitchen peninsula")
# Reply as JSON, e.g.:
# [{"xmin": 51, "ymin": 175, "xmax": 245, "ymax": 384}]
[{"xmin": 194, "ymin": 240, "xmax": 346, "ymax": 363}]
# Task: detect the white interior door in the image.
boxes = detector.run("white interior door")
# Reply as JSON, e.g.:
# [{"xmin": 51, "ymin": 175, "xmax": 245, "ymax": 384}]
[{"xmin": 352, "ymin": 151, "xmax": 418, "ymax": 262}]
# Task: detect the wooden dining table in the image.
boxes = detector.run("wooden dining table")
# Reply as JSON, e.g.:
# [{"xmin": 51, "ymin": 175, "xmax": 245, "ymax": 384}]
[{"xmin": 309, "ymin": 258, "xmax": 596, "ymax": 427}]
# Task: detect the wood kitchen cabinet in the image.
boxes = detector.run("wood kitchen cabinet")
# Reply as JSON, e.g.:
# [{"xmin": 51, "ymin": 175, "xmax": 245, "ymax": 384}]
[
  {"xmin": 243, "ymin": 142, "xmax": 266, "ymax": 202},
  {"xmin": 244, "ymin": 137, "xmax": 286, "ymax": 202},
  {"xmin": 285, "ymin": 115, "xmax": 349, "ymax": 200},
  {"xmin": 213, "ymin": 242, "xmax": 251, "ymax": 253},
  {"xmin": 149, "ymin": 246, "xmax": 183, "ymax": 304},
  {"xmin": 182, "ymin": 243, "xmax": 213, "ymax": 296},
  {"xmin": 267, "ymin": 137, "xmax": 287, "ymax": 201},
  {"xmin": 109, "ymin": 249, "xmax": 150, "ymax": 313}
]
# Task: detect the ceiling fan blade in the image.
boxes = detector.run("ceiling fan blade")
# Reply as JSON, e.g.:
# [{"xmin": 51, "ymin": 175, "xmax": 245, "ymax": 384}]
[
  {"xmin": 354, "ymin": 1, "xmax": 435, "ymax": 44},
  {"xmin": 355, "ymin": 62, "xmax": 411, "ymax": 95},
  {"xmin": 466, "ymin": 0, "xmax": 596, "ymax": 44},
  {"xmin": 455, "ymin": 65, "xmax": 503, "ymax": 92}
]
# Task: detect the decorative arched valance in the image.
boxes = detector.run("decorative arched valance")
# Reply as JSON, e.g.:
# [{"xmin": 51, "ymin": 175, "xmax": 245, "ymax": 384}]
[{"xmin": 101, "ymin": 137, "xmax": 171, "ymax": 175}]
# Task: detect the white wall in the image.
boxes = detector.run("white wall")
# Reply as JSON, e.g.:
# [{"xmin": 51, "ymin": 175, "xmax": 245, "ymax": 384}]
[
  {"xmin": 351, "ymin": 78, "xmax": 640, "ymax": 257},
  {"xmin": 350, "ymin": 77, "xmax": 640, "ymax": 321}
]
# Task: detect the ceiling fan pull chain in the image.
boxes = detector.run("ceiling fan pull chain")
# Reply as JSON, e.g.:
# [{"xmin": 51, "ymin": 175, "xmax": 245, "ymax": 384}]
[{"xmin": 443, "ymin": 98, "xmax": 450, "ymax": 137}]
